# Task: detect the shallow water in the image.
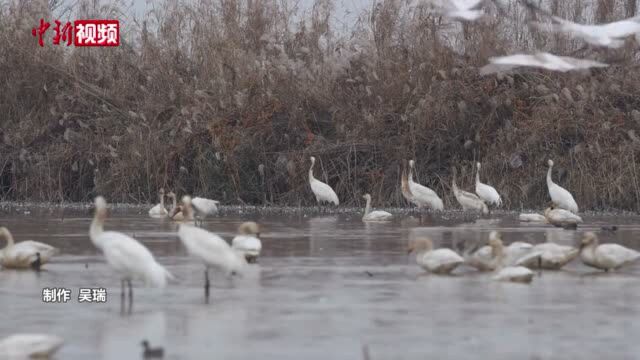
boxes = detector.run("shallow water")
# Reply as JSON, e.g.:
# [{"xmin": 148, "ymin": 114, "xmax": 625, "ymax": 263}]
[{"xmin": 1, "ymin": 211, "xmax": 639, "ymax": 359}]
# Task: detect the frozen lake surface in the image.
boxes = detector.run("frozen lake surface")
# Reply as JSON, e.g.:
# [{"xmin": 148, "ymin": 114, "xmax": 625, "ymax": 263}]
[{"xmin": 1, "ymin": 209, "xmax": 639, "ymax": 359}]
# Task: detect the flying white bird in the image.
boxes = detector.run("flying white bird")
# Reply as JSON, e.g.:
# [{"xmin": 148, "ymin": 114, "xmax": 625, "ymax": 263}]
[
  {"xmin": 480, "ymin": 52, "xmax": 608, "ymax": 75},
  {"xmin": 0, "ymin": 334, "xmax": 64, "ymax": 358},
  {"xmin": 439, "ymin": 0, "xmax": 485, "ymax": 21},
  {"xmin": 148, "ymin": 188, "xmax": 168, "ymax": 218},
  {"xmin": 0, "ymin": 227, "xmax": 58, "ymax": 270},
  {"xmin": 474, "ymin": 162, "xmax": 502, "ymax": 207},
  {"xmin": 407, "ymin": 160, "xmax": 444, "ymax": 210},
  {"xmin": 362, "ymin": 193, "xmax": 393, "ymax": 222},
  {"xmin": 546, "ymin": 159, "xmax": 579, "ymax": 213},
  {"xmin": 231, "ymin": 221, "xmax": 262, "ymax": 263},
  {"xmin": 308, "ymin": 156, "xmax": 339, "ymax": 206},
  {"xmin": 90, "ymin": 196, "xmax": 173, "ymax": 304},
  {"xmin": 524, "ymin": 0, "xmax": 640, "ymax": 48},
  {"xmin": 178, "ymin": 196, "xmax": 246, "ymax": 300}
]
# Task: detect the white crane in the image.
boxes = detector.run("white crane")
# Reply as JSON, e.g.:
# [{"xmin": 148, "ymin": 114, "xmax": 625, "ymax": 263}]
[
  {"xmin": 90, "ymin": 196, "xmax": 173, "ymax": 306},
  {"xmin": 231, "ymin": 222, "xmax": 262, "ymax": 263},
  {"xmin": 480, "ymin": 52, "xmax": 607, "ymax": 75},
  {"xmin": 488, "ymin": 231, "xmax": 537, "ymax": 283},
  {"xmin": 544, "ymin": 206, "xmax": 583, "ymax": 229},
  {"xmin": 362, "ymin": 194, "xmax": 393, "ymax": 222},
  {"xmin": 190, "ymin": 197, "xmax": 220, "ymax": 225},
  {"xmin": 407, "ymin": 160, "xmax": 444, "ymax": 210},
  {"xmin": 407, "ymin": 237, "xmax": 464, "ymax": 275},
  {"xmin": 148, "ymin": 188, "xmax": 168, "ymax": 218},
  {"xmin": 438, "ymin": 0, "xmax": 485, "ymax": 21},
  {"xmin": 474, "ymin": 162, "xmax": 502, "ymax": 208},
  {"xmin": 308, "ymin": 156, "xmax": 339, "ymax": 206},
  {"xmin": 579, "ymin": 232, "xmax": 640, "ymax": 271},
  {"xmin": 0, "ymin": 227, "xmax": 58, "ymax": 270},
  {"xmin": 0, "ymin": 334, "xmax": 63, "ymax": 358},
  {"xmin": 546, "ymin": 159, "xmax": 579, "ymax": 213},
  {"xmin": 525, "ymin": 0, "xmax": 640, "ymax": 48},
  {"xmin": 178, "ymin": 196, "xmax": 246, "ymax": 300},
  {"xmin": 452, "ymin": 166, "xmax": 488, "ymax": 214}
]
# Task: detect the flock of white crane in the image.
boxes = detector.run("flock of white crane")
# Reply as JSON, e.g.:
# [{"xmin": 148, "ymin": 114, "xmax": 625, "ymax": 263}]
[
  {"xmin": 441, "ymin": 0, "xmax": 640, "ymax": 74},
  {"xmin": 4, "ymin": 0, "xmax": 640, "ymax": 355},
  {"xmin": 311, "ymin": 156, "xmax": 581, "ymax": 228}
]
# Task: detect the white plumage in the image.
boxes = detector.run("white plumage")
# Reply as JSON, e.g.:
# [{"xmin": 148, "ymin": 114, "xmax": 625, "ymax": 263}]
[
  {"xmin": 443, "ymin": 0, "xmax": 484, "ymax": 21},
  {"xmin": 544, "ymin": 206, "xmax": 583, "ymax": 228},
  {"xmin": 546, "ymin": 159, "xmax": 579, "ymax": 214},
  {"xmin": 178, "ymin": 196, "xmax": 246, "ymax": 299},
  {"xmin": 474, "ymin": 162, "xmax": 502, "ymax": 207},
  {"xmin": 308, "ymin": 156, "xmax": 339, "ymax": 205},
  {"xmin": 407, "ymin": 160, "xmax": 444, "ymax": 210},
  {"xmin": 527, "ymin": 2, "xmax": 640, "ymax": 49},
  {"xmin": 480, "ymin": 52, "xmax": 607, "ymax": 75},
  {"xmin": 515, "ymin": 242, "xmax": 578, "ymax": 270},
  {"xmin": 452, "ymin": 167, "xmax": 488, "ymax": 214},
  {"xmin": 493, "ymin": 266, "xmax": 535, "ymax": 283},
  {"xmin": 518, "ymin": 213, "xmax": 547, "ymax": 222},
  {"xmin": 0, "ymin": 334, "xmax": 63, "ymax": 358},
  {"xmin": 0, "ymin": 227, "xmax": 58, "ymax": 269},
  {"xmin": 408, "ymin": 237, "xmax": 464, "ymax": 275},
  {"xmin": 579, "ymin": 232, "xmax": 640, "ymax": 271},
  {"xmin": 486, "ymin": 231, "xmax": 536, "ymax": 283},
  {"xmin": 191, "ymin": 197, "xmax": 220, "ymax": 216},
  {"xmin": 90, "ymin": 197, "xmax": 173, "ymax": 295},
  {"xmin": 148, "ymin": 188, "xmax": 168, "ymax": 218},
  {"xmin": 362, "ymin": 193, "xmax": 393, "ymax": 222},
  {"xmin": 231, "ymin": 222, "xmax": 262, "ymax": 263},
  {"xmin": 466, "ymin": 231, "xmax": 533, "ymax": 271}
]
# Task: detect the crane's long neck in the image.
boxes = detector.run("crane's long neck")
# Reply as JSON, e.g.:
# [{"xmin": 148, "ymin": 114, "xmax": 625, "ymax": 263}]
[
  {"xmin": 1, "ymin": 230, "xmax": 14, "ymax": 248},
  {"xmin": 491, "ymin": 243, "xmax": 505, "ymax": 270},
  {"xmin": 401, "ymin": 168, "xmax": 411, "ymax": 196},
  {"xmin": 309, "ymin": 160, "xmax": 315, "ymax": 182},
  {"xmin": 452, "ymin": 170, "xmax": 459, "ymax": 192},
  {"xmin": 475, "ymin": 166, "xmax": 480, "ymax": 185},
  {"xmin": 364, "ymin": 197, "xmax": 371, "ymax": 215},
  {"xmin": 408, "ymin": 163, "xmax": 414, "ymax": 183},
  {"xmin": 546, "ymin": 165, "xmax": 553, "ymax": 188},
  {"xmin": 159, "ymin": 193, "xmax": 165, "ymax": 207},
  {"xmin": 183, "ymin": 202, "xmax": 195, "ymax": 222},
  {"xmin": 90, "ymin": 211, "xmax": 106, "ymax": 246}
]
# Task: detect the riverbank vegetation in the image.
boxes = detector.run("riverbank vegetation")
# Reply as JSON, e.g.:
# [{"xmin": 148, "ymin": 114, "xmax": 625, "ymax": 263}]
[{"xmin": 1, "ymin": 0, "xmax": 640, "ymax": 211}]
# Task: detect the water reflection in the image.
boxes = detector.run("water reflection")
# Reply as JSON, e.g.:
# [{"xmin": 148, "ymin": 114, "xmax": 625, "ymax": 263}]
[
  {"xmin": 99, "ymin": 311, "xmax": 166, "ymax": 360},
  {"xmin": 0, "ymin": 212, "xmax": 640, "ymax": 359}
]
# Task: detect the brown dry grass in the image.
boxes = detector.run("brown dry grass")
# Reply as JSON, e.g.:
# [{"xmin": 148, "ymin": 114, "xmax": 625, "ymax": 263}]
[{"xmin": 1, "ymin": 0, "xmax": 640, "ymax": 211}]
